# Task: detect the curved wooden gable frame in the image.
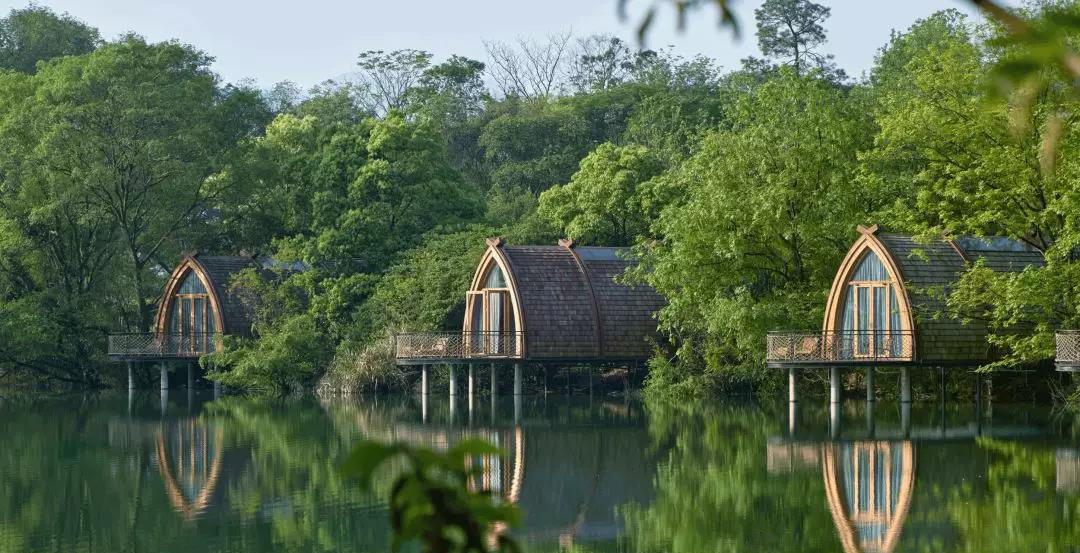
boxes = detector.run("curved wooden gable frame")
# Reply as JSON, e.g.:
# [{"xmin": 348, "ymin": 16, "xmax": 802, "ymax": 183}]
[
  {"xmin": 822, "ymin": 225, "xmax": 916, "ymax": 359},
  {"xmin": 464, "ymin": 238, "xmax": 528, "ymax": 357},
  {"xmin": 156, "ymin": 424, "xmax": 225, "ymax": 521},
  {"xmin": 154, "ymin": 255, "xmax": 228, "ymax": 335},
  {"xmin": 822, "ymin": 441, "xmax": 916, "ymax": 553}
]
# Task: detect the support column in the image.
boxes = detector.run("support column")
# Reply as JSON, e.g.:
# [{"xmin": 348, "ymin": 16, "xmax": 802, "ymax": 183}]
[
  {"xmin": 421, "ymin": 364, "xmax": 429, "ymax": 396},
  {"xmin": 187, "ymin": 362, "xmax": 194, "ymax": 390},
  {"xmin": 588, "ymin": 366, "xmax": 593, "ymax": 396},
  {"xmin": 127, "ymin": 361, "xmax": 136, "ymax": 390},
  {"xmin": 787, "ymin": 367, "xmax": 798, "ymax": 403},
  {"xmin": 513, "ymin": 363, "xmax": 522, "ymax": 396},
  {"xmin": 514, "ymin": 393, "xmax": 522, "ymax": 425},
  {"xmin": 543, "ymin": 366, "xmax": 549, "ymax": 395},
  {"xmin": 490, "ymin": 363, "xmax": 497, "ymax": 397},
  {"xmin": 468, "ymin": 364, "xmax": 475, "ymax": 397},
  {"xmin": 901, "ymin": 401, "xmax": 912, "ymax": 438},
  {"xmin": 449, "ymin": 365, "xmax": 457, "ymax": 396},
  {"xmin": 829, "ymin": 367, "xmax": 841, "ymax": 403},
  {"xmin": 974, "ymin": 372, "xmax": 982, "ymax": 405},
  {"xmin": 866, "ymin": 401, "xmax": 876, "ymax": 438},
  {"xmin": 213, "ymin": 380, "xmax": 222, "ymax": 400},
  {"xmin": 422, "ymin": 391, "xmax": 428, "ymax": 423},
  {"xmin": 829, "ymin": 400, "xmax": 841, "ymax": 440},
  {"xmin": 866, "ymin": 366, "xmax": 875, "ymax": 402},
  {"xmin": 159, "ymin": 362, "xmax": 169, "ymax": 391},
  {"xmin": 160, "ymin": 388, "xmax": 168, "ymax": 416},
  {"xmin": 900, "ymin": 367, "xmax": 912, "ymax": 403},
  {"xmin": 787, "ymin": 401, "xmax": 798, "ymax": 438}
]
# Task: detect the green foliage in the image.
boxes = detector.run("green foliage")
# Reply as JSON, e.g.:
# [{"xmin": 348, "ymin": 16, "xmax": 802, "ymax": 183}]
[
  {"xmin": 0, "ymin": 4, "xmax": 99, "ymax": 73},
  {"xmin": 342, "ymin": 439, "xmax": 521, "ymax": 553},
  {"xmin": 635, "ymin": 69, "xmax": 877, "ymax": 386},
  {"xmin": 538, "ymin": 143, "xmax": 665, "ymax": 246}
]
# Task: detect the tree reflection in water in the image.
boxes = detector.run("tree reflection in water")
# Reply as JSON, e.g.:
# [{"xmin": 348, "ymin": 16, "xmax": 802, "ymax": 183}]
[
  {"xmin": 622, "ymin": 399, "xmax": 1080, "ymax": 553},
  {"xmin": 0, "ymin": 393, "xmax": 1079, "ymax": 552}
]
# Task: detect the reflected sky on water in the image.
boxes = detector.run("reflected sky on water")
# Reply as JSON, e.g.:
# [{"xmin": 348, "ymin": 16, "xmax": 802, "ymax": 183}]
[{"xmin": 0, "ymin": 391, "xmax": 1078, "ymax": 552}]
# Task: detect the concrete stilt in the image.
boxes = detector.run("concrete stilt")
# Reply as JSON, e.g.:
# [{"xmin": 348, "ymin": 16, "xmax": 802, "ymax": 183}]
[
  {"xmin": 588, "ymin": 366, "xmax": 593, "ymax": 396},
  {"xmin": 829, "ymin": 400, "xmax": 841, "ymax": 439},
  {"xmin": 900, "ymin": 367, "xmax": 912, "ymax": 403},
  {"xmin": 514, "ymin": 393, "xmax": 521, "ymax": 424},
  {"xmin": 128, "ymin": 387, "xmax": 134, "ymax": 416},
  {"xmin": 490, "ymin": 363, "xmax": 497, "ymax": 397},
  {"xmin": 159, "ymin": 362, "xmax": 169, "ymax": 391},
  {"xmin": 127, "ymin": 361, "xmax": 136, "ymax": 390},
  {"xmin": 866, "ymin": 401, "xmax": 875, "ymax": 437},
  {"xmin": 449, "ymin": 393, "xmax": 456, "ymax": 422},
  {"xmin": 974, "ymin": 372, "xmax": 982, "ymax": 405},
  {"xmin": 788, "ymin": 367, "xmax": 798, "ymax": 403},
  {"xmin": 829, "ymin": 367, "xmax": 841, "ymax": 403},
  {"xmin": 901, "ymin": 401, "xmax": 912, "ymax": 438},
  {"xmin": 449, "ymin": 365, "xmax": 457, "ymax": 396},
  {"xmin": 422, "ymin": 392, "xmax": 428, "ymax": 423},
  {"xmin": 159, "ymin": 388, "xmax": 168, "ymax": 416},
  {"xmin": 787, "ymin": 401, "xmax": 798, "ymax": 437},
  {"xmin": 468, "ymin": 364, "xmax": 475, "ymax": 397},
  {"xmin": 213, "ymin": 380, "xmax": 221, "ymax": 400},
  {"xmin": 513, "ymin": 363, "xmax": 522, "ymax": 396},
  {"xmin": 866, "ymin": 367, "xmax": 875, "ymax": 402},
  {"xmin": 421, "ymin": 364, "xmax": 429, "ymax": 396},
  {"xmin": 543, "ymin": 366, "xmax": 549, "ymax": 395},
  {"xmin": 187, "ymin": 362, "xmax": 194, "ymax": 390}
]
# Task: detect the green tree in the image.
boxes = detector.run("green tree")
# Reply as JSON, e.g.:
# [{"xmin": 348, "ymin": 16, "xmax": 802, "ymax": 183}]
[
  {"xmin": 634, "ymin": 69, "xmax": 877, "ymax": 389},
  {"xmin": 479, "ymin": 99, "xmax": 591, "ymax": 194},
  {"xmin": 0, "ymin": 36, "xmax": 270, "ymax": 332},
  {"xmin": 0, "ymin": 4, "xmax": 99, "ymax": 73},
  {"xmin": 538, "ymin": 143, "xmax": 665, "ymax": 246},
  {"xmin": 752, "ymin": 0, "xmax": 834, "ymax": 76}
]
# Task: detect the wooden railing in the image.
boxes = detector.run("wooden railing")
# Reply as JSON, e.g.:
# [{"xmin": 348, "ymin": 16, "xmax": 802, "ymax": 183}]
[
  {"xmin": 108, "ymin": 333, "xmax": 224, "ymax": 358},
  {"xmin": 767, "ymin": 331, "xmax": 915, "ymax": 365},
  {"xmin": 1056, "ymin": 331, "xmax": 1080, "ymax": 369},
  {"xmin": 393, "ymin": 331, "xmax": 524, "ymax": 361}
]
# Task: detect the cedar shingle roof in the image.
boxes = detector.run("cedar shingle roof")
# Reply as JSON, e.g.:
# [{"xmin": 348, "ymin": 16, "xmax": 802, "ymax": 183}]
[
  {"xmin": 877, "ymin": 233, "xmax": 1044, "ymax": 363},
  {"xmin": 498, "ymin": 243, "xmax": 664, "ymax": 361},
  {"xmin": 193, "ymin": 255, "xmax": 261, "ymax": 335}
]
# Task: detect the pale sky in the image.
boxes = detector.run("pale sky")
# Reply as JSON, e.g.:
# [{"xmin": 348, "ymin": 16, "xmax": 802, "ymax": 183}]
[{"xmin": 3, "ymin": 0, "xmax": 1022, "ymax": 90}]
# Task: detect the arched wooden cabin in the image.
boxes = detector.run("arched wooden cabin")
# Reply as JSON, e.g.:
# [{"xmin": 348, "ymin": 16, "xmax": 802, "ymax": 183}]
[
  {"xmin": 109, "ymin": 253, "xmax": 261, "ymax": 359},
  {"xmin": 394, "ymin": 238, "xmax": 665, "ymax": 365},
  {"xmin": 767, "ymin": 224, "xmax": 1044, "ymax": 368}
]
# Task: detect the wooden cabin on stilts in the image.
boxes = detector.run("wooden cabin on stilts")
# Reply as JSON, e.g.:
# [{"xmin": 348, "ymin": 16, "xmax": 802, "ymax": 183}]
[
  {"xmin": 768, "ymin": 224, "xmax": 1045, "ymax": 409},
  {"xmin": 394, "ymin": 237, "xmax": 665, "ymax": 408},
  {"xmin": 109, "ymin": 253, "xmax": 265, "ymax": 392}
]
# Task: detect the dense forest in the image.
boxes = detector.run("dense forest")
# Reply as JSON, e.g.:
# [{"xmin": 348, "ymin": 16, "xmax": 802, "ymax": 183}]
[{"xmin": 0, "ymin": 1, "xmax": 1079, "ymax": 397}]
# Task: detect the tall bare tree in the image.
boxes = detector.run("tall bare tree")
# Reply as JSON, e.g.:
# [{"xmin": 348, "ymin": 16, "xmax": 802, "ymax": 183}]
[{"xmin": 484, "ymin": 31, "xmax": 573, "ymax": 99}]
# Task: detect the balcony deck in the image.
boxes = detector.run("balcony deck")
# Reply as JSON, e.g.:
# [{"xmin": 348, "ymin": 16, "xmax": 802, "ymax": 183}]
[
  {"xmin": 1056, "ymin": 331, "xmax": 1080, "ymax": 372},
  {"xmin": 393, "ymin": 332, "xmax": 524, "ymax": 365},
  {"xmin": 766, "ymin": 331, "xmax": 916, "ymax": 368},
  {"xmin": 108, "ymin": 333, "xmax": 223, "ymax": 361}
]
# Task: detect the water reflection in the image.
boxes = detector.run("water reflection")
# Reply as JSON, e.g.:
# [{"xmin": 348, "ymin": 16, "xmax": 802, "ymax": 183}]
[{"xmin": 1, "ymin": 393, "xmax": 1079, "ymax": 552}]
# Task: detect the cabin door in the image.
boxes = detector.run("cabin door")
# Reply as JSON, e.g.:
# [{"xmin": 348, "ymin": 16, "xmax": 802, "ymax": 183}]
[
  {"xmin": 851, "ymin": 283, "xmax": 892, "ymax": 357},
  {"xmin": 483, "ymin": 290, "xmax": 511, "ymax": 354},
  {"xmin": 174, "ymin": 296, "xmax": 212, "ymax": 354}
]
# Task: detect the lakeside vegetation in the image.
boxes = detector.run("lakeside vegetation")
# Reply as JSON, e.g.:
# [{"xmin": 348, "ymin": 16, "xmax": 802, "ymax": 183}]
[{"xmin": 0, "ymin": 2, "xmax": 1079, "ymax": 398}]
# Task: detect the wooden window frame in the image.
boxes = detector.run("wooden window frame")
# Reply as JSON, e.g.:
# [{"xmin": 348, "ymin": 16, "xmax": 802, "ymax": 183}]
[{"xmin": 850, "ymin": 281, "xmax": 894, "ymax": 358}]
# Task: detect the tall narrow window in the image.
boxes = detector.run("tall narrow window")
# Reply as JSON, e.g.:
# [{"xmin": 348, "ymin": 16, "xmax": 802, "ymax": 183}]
[{"xmin": 465, "ymin": 263, "xmax": 516, "ymax": 356}]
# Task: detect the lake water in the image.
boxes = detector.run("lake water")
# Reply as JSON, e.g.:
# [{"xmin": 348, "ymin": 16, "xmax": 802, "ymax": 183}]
[{"xmin": 1, "ymin": 391, "xmax": 1078, "ymax": 552}]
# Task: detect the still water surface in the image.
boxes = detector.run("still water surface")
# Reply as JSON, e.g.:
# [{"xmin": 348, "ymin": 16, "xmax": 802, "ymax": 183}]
[{"xmin": 0, "ymin": 392, "xmax": 1078, "ymax": 552}]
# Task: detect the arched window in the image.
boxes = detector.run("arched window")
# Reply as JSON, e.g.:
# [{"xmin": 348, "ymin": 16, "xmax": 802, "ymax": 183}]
[
  {"xmin": 466, "ymin": 261, "xmax": 516, "ymax": 354},
  {"xmin": 839, "ymin": 250, "xmax": 905, "ymax": 357},
  {"xmin": 167, "ymin": 270, "xmax": 217, "ymax": 353}
]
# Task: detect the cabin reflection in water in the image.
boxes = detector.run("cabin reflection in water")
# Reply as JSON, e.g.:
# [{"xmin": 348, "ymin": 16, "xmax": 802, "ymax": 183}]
[
  {"xmin": 154, "ymin": 418, "xmax": 226, "ymax": 520},
  {"xmin": 768, "ymin": 440, "xmax": 914, "ymax": 553}
]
